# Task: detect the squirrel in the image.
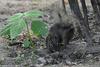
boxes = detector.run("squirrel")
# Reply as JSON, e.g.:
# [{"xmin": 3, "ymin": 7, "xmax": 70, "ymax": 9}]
[
  {"xmin": 46, "ymin": 0, "xmax": 79, "ymax": 52},
  {"xmin": 46, "ymin": 23, "xmax": 74, "ymax": 52}
]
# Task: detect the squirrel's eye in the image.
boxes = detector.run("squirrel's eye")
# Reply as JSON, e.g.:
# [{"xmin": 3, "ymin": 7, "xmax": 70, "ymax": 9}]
[{"xmin": 50, "ymin": 44, "xmax": 53, "ymax": 48}]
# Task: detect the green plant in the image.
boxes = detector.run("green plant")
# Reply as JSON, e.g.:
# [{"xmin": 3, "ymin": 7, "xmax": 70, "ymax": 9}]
[
  {"xmin": 17, "ymin": 51, "xmax": 34, "ymax": 61},
  {"xmin": 17, "ymin": 54, "xmax": 24, "ymax": 61},
  {"xmin": 92, "ymin": 55, "xmax": 95, "ymax": 63},
  {"xmin": 92, "ymin": 11, "xmax": 94, "ymax": 13},
  {"xmin": 29, "ymin": 51, "xmax": 34, "ymax": 58},
  {"xmin": 0, "ymin": 10, "xmax": 48, "ymax": 48}
]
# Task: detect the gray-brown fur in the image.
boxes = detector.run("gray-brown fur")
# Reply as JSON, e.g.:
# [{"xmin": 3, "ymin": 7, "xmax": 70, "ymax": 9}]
[
  {"xmin": 46, "ymin": 1, "xmax": 79, "ymax": 52},
  {"xmin": 46, "ymin": 23, "xmax": 74, "ymax": 52}
]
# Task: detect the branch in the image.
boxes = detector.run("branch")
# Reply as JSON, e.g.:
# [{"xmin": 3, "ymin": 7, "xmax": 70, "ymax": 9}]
[
  {"xmin": 80, "ymin": 0, "xmax": 90, "ymax": 30},
  {"xmin": 91, "ymin": 0, "xmax": 100, "ymax": 23}
]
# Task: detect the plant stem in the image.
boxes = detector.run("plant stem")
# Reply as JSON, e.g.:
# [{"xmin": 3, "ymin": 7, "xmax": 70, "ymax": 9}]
[{"xmin": 24, "ymin": 18, "xmax": 34, "ymax": 48}]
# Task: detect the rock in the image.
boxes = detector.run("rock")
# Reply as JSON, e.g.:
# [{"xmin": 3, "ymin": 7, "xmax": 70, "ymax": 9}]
[
  {"xmin": 93, "ymin": 35, "xmax": 100, "ymax": 43},
  {"xmin": 85, "ymin": 54, "xmax": 93, "ymax": 60},
  {"xmin": 94, "ymin": 56, "xmax": 99, "ymax": 61},
  {"xmin": 65, "ymin": 57, "xmax": 77, "ymax": 65},
  {"xmin": 65, "ymin": 59, "xmax": 72, "ymax": 65},
  {"xmin": 44, "ymin": 14, "xmax": 48, "ymax": 17},
  {"xmin": 38, "ymin": 57, "xmax": 46, "ymax": 64},
  {"xmin": 38, "ymin": 16, "xmax": 43, "ymax": 18},
  {"xmin": 45, "ymin": 55, "xmax": 54, "ymax": 64},
  {"xmin": 42, "ymin": 19, "xmax": 48, "ymax": 23}
]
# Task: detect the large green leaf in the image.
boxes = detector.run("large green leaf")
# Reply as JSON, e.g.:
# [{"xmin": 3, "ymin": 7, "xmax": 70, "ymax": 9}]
[
  {"xmin": 31, "ymin": 20, "xmax": 48, "ymax": 34},
  {"xmin": 0, "ymin": 23, "xmax": 13, "ymax": 35},
  {"xmin": 6, "ymin": 13, "xmax": 23, "ymax": 22},
  {"xmin": 10, "ymin": 19, "xmax": 25, "ymax": 39},
  {"xmin": 24, "ymin": 10, "xmax": 44, "ymax": 18}
]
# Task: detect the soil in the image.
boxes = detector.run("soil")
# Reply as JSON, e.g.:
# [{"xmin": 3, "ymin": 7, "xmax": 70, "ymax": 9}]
[{"xmin": 0, "ymin": 0, "xmax": 100, "ymax": 67}]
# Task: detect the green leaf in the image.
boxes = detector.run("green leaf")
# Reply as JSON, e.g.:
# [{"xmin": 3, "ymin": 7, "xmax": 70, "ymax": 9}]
[
  {"xmin": 24, "ymin": 39, "xmax": 30, "ymax": 47},
  {"xmin": 21, "ymin": 54, "xmax": 24, "ymax": 57},
  {"xmin": 10, "ymin": 19, "xmax": 25, "ymax": 39},
  {"xmin": 24, "ymin": 10, "xmax": 44, "ymax": 18},
  {"xmin": 92, "ymin": 11, "xmax": 94, "ymax": 13},
  {"xmin": 33, "ymin": 34, "xmax": 39, "ymax": 39},
  {"xmin": 17, "ymin": 54, "xmax": 20, "ymax": 56},
  {"xmin": 29, "ymin": 51, "xmax": 34, "ymax": 58},
  {"xmin": 33, "ymin": 34, "xmax": 39, "ymax": 36},
  {"xmin": 18, "ymin": 57, "xmax": 22, "ymax": 60},
  {"xmin": 31, "ymin": 20, "xmax": 48, "ymax": 34},
  {"xmin": 0, "ymin": 23, "xmax": 13, "ymax": 35},
  {"xmin": 36, "ymin": 36, "xmax": 39, "ymax": 39},
  {"xmin": 6, "ymin": 13, "xmax": 23, "ymax": 22}
]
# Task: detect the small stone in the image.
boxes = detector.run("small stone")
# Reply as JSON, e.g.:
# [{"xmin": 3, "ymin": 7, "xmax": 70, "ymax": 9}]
[
  {"xmin": 65, "ymin": 58, "xmax": 72, "ymax": 65},
  {"xmin": 43, "ymin": 19, "xmax": 48, "ymax": 23},
  {"xmin": 0, "ymin": 57, "xmax": 4, "ymax": 61},
  {"xmin": 85, "ymin": 54, "xmax": 93, "ymax": 60},
  {"xmin": 93, "ymin": 35, "xmax": 100, "ymax": 43},
  {"xmin": 45, "ymin": 55, "xmax": 54, "ymax": 64},
  {"xmin": 94, "ymin": 56, "xmax": 99, "ymax": 61},
  {"xmin": 38, "ymin": 16, "xmax": 42, "ymax": 18},
  {"xmin": 38, "ymin": 57, "xmax": 46, "ymax": 64},
  {"xmin": 65, "ymin": 60, "xmax": 72, "ymax": 65},
  {"xmin": 44, "ymin": 14, "xmax": 48, "ymax": 17}
]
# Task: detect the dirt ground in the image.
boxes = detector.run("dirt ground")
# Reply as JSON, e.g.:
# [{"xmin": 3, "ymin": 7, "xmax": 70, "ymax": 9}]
[{"xmin": 0, "ymin": 0, "xmax": 100, "ymax": 67}]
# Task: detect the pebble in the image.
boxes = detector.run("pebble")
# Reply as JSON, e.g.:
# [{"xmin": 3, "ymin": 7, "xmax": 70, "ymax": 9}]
[
  {"xmin": 93, "ymin": 35, "xmax": 100, "ymax": 43},
  {"xmin": 38, "ymin": 57, "xmax": 46, "ymax": 64},
  {"xmin": 85, "ymin": 54, "xmax": 93, "ymax": 60},
  {"xmin": 38, "ymin": 16, "xmax": 43, "ymax": 18},
  {"xmin": 44, "ymin": 14, "xmax": 48, "ymax": 17}
]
